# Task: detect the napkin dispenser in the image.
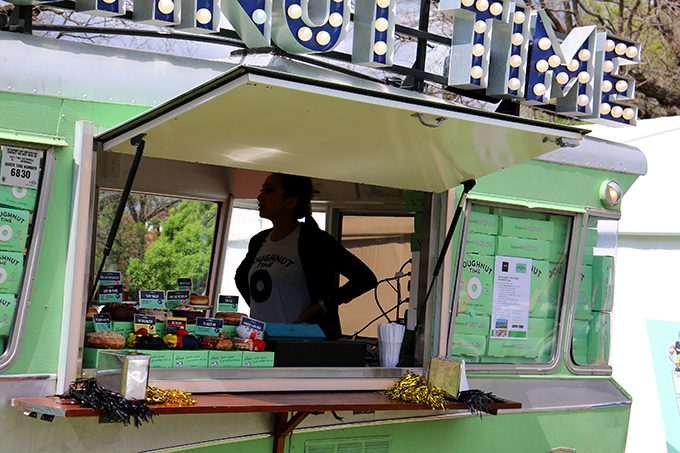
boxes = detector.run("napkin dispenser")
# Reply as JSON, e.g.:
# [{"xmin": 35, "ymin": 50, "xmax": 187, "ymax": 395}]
[{"xmin": 96, "ymin": 350, "xmax": 150, "ymax": 400}]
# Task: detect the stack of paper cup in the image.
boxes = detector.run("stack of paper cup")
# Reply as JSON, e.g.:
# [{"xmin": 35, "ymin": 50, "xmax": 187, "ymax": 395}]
[{"xmin": 378, "ymin": 323, "xmax": 406, "ymax": 367}]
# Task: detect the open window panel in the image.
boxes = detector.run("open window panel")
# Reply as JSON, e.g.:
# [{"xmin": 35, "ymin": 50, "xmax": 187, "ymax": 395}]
[
  {"xmin": 87, "ymin": 154, "xmax": 428, "ymax": 391},
  {"xmin": 567, "ymin": 208, "xmax": 619, "ymax": 375},
  {"xmin": 447, "ymin": 201, "xmax": 576, "ymax": 373}
]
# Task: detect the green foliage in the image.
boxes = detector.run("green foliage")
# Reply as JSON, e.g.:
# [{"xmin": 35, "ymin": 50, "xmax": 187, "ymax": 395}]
[{"xmin": 126, "ymin": 200, "xmax": 217, "ymax": 296}]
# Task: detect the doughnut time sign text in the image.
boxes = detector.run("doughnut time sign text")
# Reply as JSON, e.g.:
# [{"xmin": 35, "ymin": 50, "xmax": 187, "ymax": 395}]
[{"xmin": 15, "ymin": 0, "xmax": 641, "ymax": 126}]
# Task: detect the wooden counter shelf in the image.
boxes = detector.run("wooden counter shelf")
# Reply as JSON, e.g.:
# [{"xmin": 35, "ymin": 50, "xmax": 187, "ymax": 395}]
[{"xmin": 12, "ymin": 391, "xmax": 521, "ymax": 453}]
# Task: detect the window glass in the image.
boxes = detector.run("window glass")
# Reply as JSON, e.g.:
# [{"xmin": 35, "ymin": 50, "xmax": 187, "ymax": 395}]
[
  {"xmin": 94, "ymin": 191, "xmax": 218, "ymax": 299},
  {"xmin": 572, "ymin": 215, "xmax": 617, "ymax": 366},
  {"xmin": 451, "ymin": 204, "xmax": 572, "ymax": 364},
  {"xmin": 338, "ymin": 215, "xmax": 414, "ymax": 339},
  {"xmin": 219, "ymin": 206, "xmax": 326, "ymax": 315}
]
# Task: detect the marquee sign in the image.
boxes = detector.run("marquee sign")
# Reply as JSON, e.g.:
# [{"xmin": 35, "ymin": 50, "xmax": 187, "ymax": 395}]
[{"xmin": 15, "ymin": 0, "xmax": 640, "ymax": 125}]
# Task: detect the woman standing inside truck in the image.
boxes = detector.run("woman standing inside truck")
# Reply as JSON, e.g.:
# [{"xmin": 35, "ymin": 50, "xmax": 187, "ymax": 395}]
[{"xmin": 235, "ymin": 173, "xmax": 377, "ymax": 339}]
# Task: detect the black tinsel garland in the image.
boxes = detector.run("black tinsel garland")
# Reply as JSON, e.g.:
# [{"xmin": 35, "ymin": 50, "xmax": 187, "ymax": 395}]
[
  {"xmin": 450, "ymin": 389, "xmax": 509, "ymax": 418},
  {"xmin": 61, "ymin": 378, "xmax": 156, "ymax": 427}
]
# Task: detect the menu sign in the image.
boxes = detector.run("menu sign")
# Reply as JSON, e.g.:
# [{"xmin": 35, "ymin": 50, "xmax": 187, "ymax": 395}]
[
  {"xmin": 93, "ymin": 313, "xmax": 112, "ymax": 332},
  {"xmin": 195, "ymin": 317, "xmax": 223, "ymax": 337},
  {"xmin": 139, "ymin": 290, "xmax": 166, "ymax": 309},
  {"xmin": 99, "ymin": 284, "xmax": 123, "ymax": 303},
  {"xmin": 167, "ymin": 290, "xmax": 190, "ymax": 309},
  {"xmin": 218, "ymin": 295, "xmax": 239, "ymax": 312},
  {"xmin": 134, "ymin": 314, "xmax": 157, "ymax": 335}
]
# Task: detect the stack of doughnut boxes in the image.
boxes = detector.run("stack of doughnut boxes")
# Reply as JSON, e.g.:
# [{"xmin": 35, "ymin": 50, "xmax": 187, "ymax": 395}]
[
  {"xmin": 0, "ymin": 181, "xmax": 34, "ymax": 352},
  {"xmin": 451, "ymin": 206, "xmax": 612, "ymax": 365}
]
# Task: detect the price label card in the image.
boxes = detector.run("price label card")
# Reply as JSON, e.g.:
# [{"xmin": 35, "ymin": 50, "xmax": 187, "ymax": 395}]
[
  {"xmin": 166, "ymin": 290, "xmax": 190, "ymax": 309},
  {"xmin": 177, "ymin": 278, "xmax": 192, "ymax": 292},
  {"xmin": 139, "ymin": 290, "xmax": 166, "ymax": 309},
  {"xmin": 0, "ymin": 146, "xmax": 41, "ymax": 189},
  {"xmin": 99, "ymin": 271, "xmax": 121, "ymax": 286},
  {"xmin": 240, "ymin": 317, "xmax": 266, "ymax": 339},
  {"xmin": 93, "ymin": 313, "xmax": 112, "ymax": 332},
  {"xmin": 134, "ymin": 314, "xmax": 157, "ymax": 335},
  {"xmin": 218, "ymin": 295, "xmax": 239, "ymax": 312},
  {"xmin": 196, "ymin": 317, "xmax": 224, "ymax": 337},
  {"xmin": 167, "ymin": 317, "xmax": 187, "ymax": 334},
  {"xmin": 99, "ymin": 284, "xmax": 123, "ymax": 303}
]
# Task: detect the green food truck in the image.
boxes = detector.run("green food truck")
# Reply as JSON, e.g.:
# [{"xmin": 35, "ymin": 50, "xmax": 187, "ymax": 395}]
[{"xmin": 0, "ymin": 0, "xmax": 645, "ymax": 450}]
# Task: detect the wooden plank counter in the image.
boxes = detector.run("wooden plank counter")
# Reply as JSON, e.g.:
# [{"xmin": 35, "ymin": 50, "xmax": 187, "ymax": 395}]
[
  {"xmin": 13, "ymin": 392, "xmax": 521, "ymax": 453},
  {"xmin": 12, "ymin": 391, "xmax": 520, "ymax": 417}
]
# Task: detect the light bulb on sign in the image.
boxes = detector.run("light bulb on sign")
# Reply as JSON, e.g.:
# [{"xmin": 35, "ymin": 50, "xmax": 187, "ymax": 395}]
[
  {"xmin": 616, "ymin": 80, "xmax": 628, "ymax": 92},
  {"xmin": 567, "ymin": 59, "xmax": 580, "ymax": 72},
  {"xmin": 511, "ymin": 33, "xmax": 523, "ymax": 46},
  {"xmin": 298, "ymin": 27, "xmax": 312, "ymax": 41},
  {"xmin": 374, "ymin": 41, "xmax": 387, "ymax": 55},
  {"xmin": 514, "ymin": 11, "xmax": 525, "ymax": 24},
  {"xmin": 626, "ymin": 46, "xmax": 639, "ymax": 59},
  {"xmin": 615, "ymin": 43, "xmax": 628, "ymax": 55},
  {"xmin": 508, "ymin": 78, "xmax": 521, "ymax": 91},
  {"xmin": 577, "ymin": 72, "xmax": 591, "ymax": 84},
  {"xmin": 611, "ymin": 106, "xmax": 623, "ymax": 118},
  {"xmin": 578, "ymin": 49, "xmax": 591, "ymax": 61},
  {"xmin": 375, "ymin": 17, "xmax": 388, "ymax": 31},
  {"xmin": 538, "ymin": 37, "xmax": 551, "ymax": 51},
  {"xmin": 377, "ymin": 0, "xmax": 390, "ymax": 7},
  {"xmin": 316, "ymin": 31, "xmax": 331, "ymax": 45},
  {"xmin": 623, "ymin": 108, "xmax": 635, "ymax": 120},
  {"xmin": 329, "ymin": 12, "xmax": 343, "ymax": 27},
  {"xmin": 287, "ymin": 4, "xmax": 302, "ymax": 19},
  {"xmin": 602, "ymin": 80, "xmax": 613, "ymax": 92},
  {"xmin": 476, "ymin": 0, "xmax": 489, "ymax": 12},
  {"xmin": 606, "ymin": 40, "xmax": 615, "ymax": 52},
  {"xmin": 474, "ymin": 21, "xmax": 487, "ymax": 34},
  {"xmin": 600, "ymin": 103, "xmax": 611, "ymax": 115},
  {"xmin": 489, "ymin": 2, "xmax": 502, "ymax": 15},
  {"xmin": 196, "ymin": 8, "xmax": 212, "ymax": 24},
  {"xmin": 472, "ymin": 44, "xmax": 485, "ymax": 57},
  {"xmin": 470, "ymin": 66, "xmax": 483, "ymax": 79},
  {"xmin": 535, "ymin": 60, "xmax": 548, "ymax": 72},
  {"xmin": 556, "ymin": 72, "xmax": 569, "ymax": 85},
  {"xmin": 533, "ymin": 83, "xmax": 546, "ymax": 96},
  {"xmin": 577, "ymin": 94, "xmax": 590, "ymax": 106},
  {"xmin": 548, "ymin": 55, "xmax": 561, "ymax": 68},
  {"xmin": 510, "ymin": 55, "xmax": 523, "ymax": 68},
  {"xmin": 252, "ymin": 9, "xmax": 267, "ymax": 24},
  {"xmin": 157, "ymin": 0, "xmax": 174, "ymax": 15},
  {"xmin": 603, "ymin": 61, "xmax": 614, "ymax": 73}
]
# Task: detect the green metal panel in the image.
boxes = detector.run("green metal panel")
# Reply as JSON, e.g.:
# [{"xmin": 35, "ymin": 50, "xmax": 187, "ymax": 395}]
[
  {"xmin": 471, "ymin": 159, "xmax": 640, "ymax": 212},
  {"xmin": 284, "ymin": 406, "xmax": 630, "ymax": 453},
  {"xmin": 0, "ymin": 92, "xmax": 148, "ymax": 375}
]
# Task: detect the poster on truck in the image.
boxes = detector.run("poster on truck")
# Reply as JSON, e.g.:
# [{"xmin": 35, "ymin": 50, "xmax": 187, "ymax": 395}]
[{"xmin": 491, "ymin": 256, "xmax": 531, "ymax": 339}]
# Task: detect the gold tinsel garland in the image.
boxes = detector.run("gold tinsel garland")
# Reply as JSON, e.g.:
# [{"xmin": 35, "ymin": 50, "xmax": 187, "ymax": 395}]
[
  {"xmin": 380, "ymin": 372, "xmax": 449, "ymax": 410},
  {"xmin": 145, "ymin": 386, "xmax": 197, "ymax": 406}
]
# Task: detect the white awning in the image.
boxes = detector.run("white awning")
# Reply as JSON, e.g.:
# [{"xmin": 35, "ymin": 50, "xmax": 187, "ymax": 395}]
[{"xmin": 97, "ymin": 65, "xmax": 585, "ymax": 193}]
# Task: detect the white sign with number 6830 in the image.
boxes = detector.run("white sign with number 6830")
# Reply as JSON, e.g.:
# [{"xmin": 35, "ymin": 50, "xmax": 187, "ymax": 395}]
[{"xmin": 0, "ymin": 146, "xmax": 41, "ymax": 189}]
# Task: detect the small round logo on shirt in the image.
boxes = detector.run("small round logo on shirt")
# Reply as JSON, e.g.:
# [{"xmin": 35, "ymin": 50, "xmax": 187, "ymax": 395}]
[{"xmin": 250, "ymin": 269, "xmax": 272, "ymax": 303}]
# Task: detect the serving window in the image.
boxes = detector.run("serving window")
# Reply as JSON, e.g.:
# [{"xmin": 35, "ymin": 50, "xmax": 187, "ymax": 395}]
[{"xmin": 449, "ymin": 203, "xmax": 574, "ymax": 368}]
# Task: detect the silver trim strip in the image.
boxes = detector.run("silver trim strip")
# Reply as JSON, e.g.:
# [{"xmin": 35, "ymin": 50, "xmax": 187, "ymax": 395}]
[{"xmin": 0, "ymin": 147, "xmax": 59, "ymax": 373}]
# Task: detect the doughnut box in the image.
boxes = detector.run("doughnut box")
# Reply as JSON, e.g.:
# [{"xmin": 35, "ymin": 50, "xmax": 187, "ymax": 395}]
[
  {"xmin": 0, "ymin": 184, "xmax": 37, "ymax": 211},
  {"xmin": 0, "ymin": 207, "xmax": 29, "ymax": 253},
  {"xmin": 0, "ymin": 251, "xmax": 23, "ymax": 294}
]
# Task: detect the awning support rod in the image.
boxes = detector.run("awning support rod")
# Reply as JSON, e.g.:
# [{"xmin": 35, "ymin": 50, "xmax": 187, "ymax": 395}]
[
  {"xmin": 87, "ymin": 134, "xmax": 146, "ymax": 303},
  {"xmin": 417, "ymin": 179, "xmax": 476, "ymax": 327}
]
